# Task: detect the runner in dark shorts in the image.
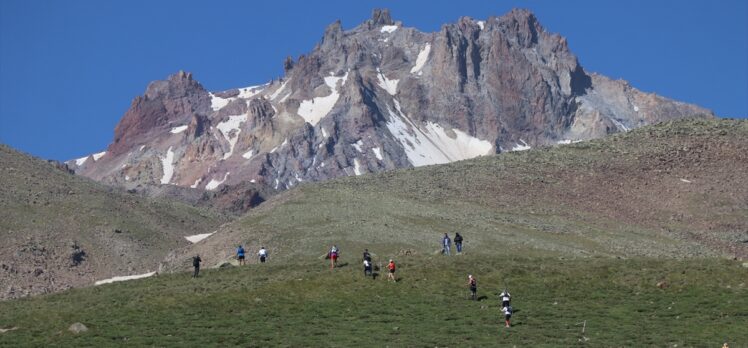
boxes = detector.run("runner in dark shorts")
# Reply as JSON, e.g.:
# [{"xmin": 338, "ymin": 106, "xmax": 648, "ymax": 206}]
[{"xmin": 387, "ymin": 259, "xmax": 396, "ymax": 282}]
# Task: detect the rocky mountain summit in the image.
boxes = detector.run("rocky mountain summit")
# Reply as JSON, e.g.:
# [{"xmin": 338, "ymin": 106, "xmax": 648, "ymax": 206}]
[{"xmin": 68, "ymin": 9, "xmax": 712, "ymax": 196}]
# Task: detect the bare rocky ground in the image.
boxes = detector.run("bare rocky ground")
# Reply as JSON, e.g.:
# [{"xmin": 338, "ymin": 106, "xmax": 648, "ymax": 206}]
[{"xmin": 0, "ymin": 145, "xmax": 227, "ymax": 300}]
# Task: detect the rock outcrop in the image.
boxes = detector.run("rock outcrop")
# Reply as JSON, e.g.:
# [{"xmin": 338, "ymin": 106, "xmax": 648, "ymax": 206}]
[{"xmin": 69, "ymin": 9, "xmax": 713, "ymax": 199}]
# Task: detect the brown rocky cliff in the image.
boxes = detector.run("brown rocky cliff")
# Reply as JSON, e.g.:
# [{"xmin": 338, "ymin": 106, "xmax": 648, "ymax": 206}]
[{"xmin": 108, "ymin": 71, "xmax": 211, "ymax": 156}]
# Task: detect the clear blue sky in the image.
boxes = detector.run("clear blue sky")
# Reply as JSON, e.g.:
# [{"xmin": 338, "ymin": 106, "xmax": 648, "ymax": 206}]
[{"xmin": 1, "ymin": 0, "xmax": 746, "ymax": 160}]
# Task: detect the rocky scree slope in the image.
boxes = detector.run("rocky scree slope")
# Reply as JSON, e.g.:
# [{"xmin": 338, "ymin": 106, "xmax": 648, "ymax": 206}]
[
  {"xmin": 162, "ymin": 119, "xmax": 747, "ymax": 271},
  {"xmin": 69, "ymin": 9, "xmax": 712, "ymax": 200},
  {"xmin": 0, "ymin": 145, "xmax": 227, "ymax": 300}
]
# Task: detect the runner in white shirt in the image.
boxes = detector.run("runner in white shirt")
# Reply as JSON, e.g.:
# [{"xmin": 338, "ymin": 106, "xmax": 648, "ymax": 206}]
[{"xmin": 258, "ymin": 247, "xmax": 268, "ymax": 263}]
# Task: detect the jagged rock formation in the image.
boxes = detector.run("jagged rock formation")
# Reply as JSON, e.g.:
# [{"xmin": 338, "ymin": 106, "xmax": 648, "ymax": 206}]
[{"xmin": 68, "ymin": 8, "xmax": 712, "ymax": 195}]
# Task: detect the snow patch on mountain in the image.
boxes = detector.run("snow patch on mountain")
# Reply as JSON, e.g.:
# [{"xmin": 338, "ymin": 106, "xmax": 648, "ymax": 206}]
[
  {"xmin": 352, "ymin": 140, "xmax": 364, "ymax": 152},
  {"xmin": 209, "ymin": 84, "xmax": 267, "ymax": 112},
  {"xmin": 92, "ymin": 151, "xmax": 106, "ymax": 161},
  {"xmin": 353, "ymin": 158, "xmax": 363, "ymax": 175},
  {"xmin": 238, "ymin": 84, "xmax": 268, "ymax": 99},
  {"xmin": 410, "ymin": 43, "xmax": 431, "ymax": 75},
  {"xmin": 380, "ymin": 25, "xmax": 398, "ymax": 33},
  {"xmin": 217, "ymin": 114, "xmax": 247, "ymax": 159},
  {"xmin": 191, "ymin": 178, "xmax": 202, "ymax": 189},
  {"xmin": 270, "ymin": 80, "xmax": 288, "ymax": 101},
  {"xmin": 377, "ymin": 68, "xmax": 399, "ymax": 95},
  {"xmin": 95, "ymin": 272, "xmax": 156, "ymax": 286},
  {"xmin": 477, "ymin": 21, "xmax": 485, "ymax": 30},
  {"xmin": 242, "ymin": 149, "xmax": 255, "ymax": 159},
  {"xmin": 386, "ymin": 100, "xmax": 492, "ymax": 167},
  {"xmin": 511, "ymin": 140, "xmax": 531, "ymax": 151},
  {"xmin": 209, "ymin": 93, "xmax": 230, "ymax": 111},
  {"xmin": 160, "ymin": 146, "xmax": 175, "ymax": 184},
  {"xmin": 185, "ymin": 232, "xmax": 215, "ymax": 243},
  {"xmin": 610, "ymin": 118, "xmax": 630, "ymax": 132},
  {"xmin": 297, "ymin": 72, "xmax": 348, "ymax": 126},
  {"xmin": 75, "ymin": 156, "xmax": 88, "ymax": 166},
  {"xmin": 372, "ymin": 147, "xmax": 383, "ymax": 160},
  {"xmin": 206, "ymin": 172, "xmax": 230, "ymax": 191},
  {"xmin": 170, "ymin": 125, "xmax": 188, "ymax": 134}
]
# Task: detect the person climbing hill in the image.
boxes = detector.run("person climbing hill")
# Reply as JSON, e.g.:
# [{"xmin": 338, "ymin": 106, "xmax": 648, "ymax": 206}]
[
  {"xmin": 502, "ymin": 305, "xmax": 513, "ymax": 328},
  {"xmin": 258, "ymin": 246, "xmax": 268, "ymax": 263},
  {"xmin": 442, "ymin": 233, "xmax": 451, "ymax": 256},
  {"xmin": 329, "ymin": 245, "xmax": 340, "ymax": 269},
  {"xmin": 387, "ymin": 259, "xmax": 396, "ymax": 282},
  {"xmin": 454, "ymin": 233, "xmax": 464, "ymax": 254},
  {"xmin": 236, "ymin": 245, "xmax": 246, "ymax": 266},
  {"xmin": 363, "ymin": 259, "xmax": 372, "ymax": 277},
  {"xmin": 192, "ymin": 255, "xmax": 202, "ymax": 278},
  {"xmin": 500, "ymin": 289, "xmax": 511, "ymax": 308},
  {"xmin": 467, "ymin": 274, "xmax": 477, "ymax": 300}
]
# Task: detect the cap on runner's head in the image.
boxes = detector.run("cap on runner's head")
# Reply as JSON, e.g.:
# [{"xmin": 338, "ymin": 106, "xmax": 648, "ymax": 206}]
[
  {"xmin": 389, "ymin": 259, "xmax": 393, "ymax": 262},
  {"xmin": 468, "ymin": 274, "xmax": 472, "ymax": 278}
]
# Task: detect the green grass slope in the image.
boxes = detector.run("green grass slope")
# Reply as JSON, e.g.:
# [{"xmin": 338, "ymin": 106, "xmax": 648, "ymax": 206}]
[
  {"xmin": 1, "ymin": 256, "xmax": 745, "ymax": 346},
  {"xmin": 0, "ymin": 145, "xmax": 228, "ymax": 300},
  {"xmin": 169, "ymin": 118, "xmax": 747, "ymax": 269},
  {"xmin": 1, "ymin": 119, "xmax": 747, "ymax": 346}
]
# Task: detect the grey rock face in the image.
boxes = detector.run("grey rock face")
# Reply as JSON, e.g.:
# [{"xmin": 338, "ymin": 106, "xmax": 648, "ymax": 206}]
[{"xmin": 69, "ymin": 8, "xmax": 712, "ymax": 196}]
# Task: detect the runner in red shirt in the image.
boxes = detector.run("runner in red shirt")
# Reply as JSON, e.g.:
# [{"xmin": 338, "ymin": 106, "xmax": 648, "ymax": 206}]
[{"xmin": 387, "ymin": 259, "xmax": 396, "ymax": 282}]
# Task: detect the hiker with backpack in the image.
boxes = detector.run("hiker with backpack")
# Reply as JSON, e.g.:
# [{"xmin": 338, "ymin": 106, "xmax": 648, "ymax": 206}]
[
  {"xmin": 258, "ymin": 246, "xmax": 268, "ymax": 263},
  {"xmin": 442, "ymin": 233, "xmax": 451, "ymax": 256},
  {"xmin": 236, "ymin": 245, "xmax": 246, "ymax": 265},
  {"xmin": 387, "ymin": 259, "xmax": 396, "ymax": 282},
  {"xmin": 467, "ymin": 274, "xmax": 477, "ymax": 300},
  {"xmin": 363, "ymin": 259, "xmax": 373, "ymax": 277},
  {"xmin": 329, "ymin": 245, "xmax": 340, "ymax": 269},
  {"xmin": 501, "ymin": 304, "xmax": 513, "ymax": 328},
  {"xmin": 500, "ymin": 289, "xmax": 511, "ymax": 308},
  {"xmin": 192, "ymin": 255, "xmax": 202, "ymax": 278},
  {"xmin": 362, "ymin": 249, "xmax": 373, "ymax": 277},
  {"xmin": 454, "ymin": 233, "xmax": 464, "ymax": 253}
]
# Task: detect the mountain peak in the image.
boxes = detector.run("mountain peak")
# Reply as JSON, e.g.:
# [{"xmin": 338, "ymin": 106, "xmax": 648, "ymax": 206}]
[
  {"xmin": 368, "ymin": 8, "xmax": 394, "ymax": 28},
  {"xmin": 78, "ymin": 9, "xmax": 712, "ymax": 196},
  {"xmin": 170, "ymin": 70, "xmax": 193, "ymax": 82}
]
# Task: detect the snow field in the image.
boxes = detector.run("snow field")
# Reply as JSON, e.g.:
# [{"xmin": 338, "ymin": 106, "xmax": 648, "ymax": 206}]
[
  {"xmin": 216, "ymin": 114, "xmax": 247, "ymax": 159},
  {"xmin": 205, "ymin": 172, "xmax": 230, "ymax": 191},
  {"xmin": 386, "ymin": 100, "xmax": 492, "ymax": 167},
  {"xmin": 95, "ymin": 272, "xmax": 156, "ymax": 286},
  {"xmin": 410, "ymin": 43, "xmax": 431, "ymax": 75},
  {"xmin": 297, "ymin": 72, "xmax": 348, "ymax": 126},
  {"xmin": 160, "ymin": 147, "xmax": 175, "ymax": 184}
]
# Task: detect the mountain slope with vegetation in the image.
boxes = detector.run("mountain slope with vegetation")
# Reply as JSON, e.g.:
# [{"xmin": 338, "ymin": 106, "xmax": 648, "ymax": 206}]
[
  {"xmin": 165, "ymin": 118, "xmax": 747, "ymax": 270},
  {"xmin": 1, "ymin": 119, "xmax": 745, "ymax": 346},
  {"xmin": 0, "ymin": 145, "xmax": 228, "ymax": 300}
]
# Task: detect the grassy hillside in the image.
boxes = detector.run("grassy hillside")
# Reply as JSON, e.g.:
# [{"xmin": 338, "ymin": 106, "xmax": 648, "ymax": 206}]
[
  {"xmin": 0, "ymin": 145, "xmax": 228, "ymax": 299},
  {"xmin": 1, "ymin": 119, "xmax": 746, "ymax": 346},
  {"xmin": 167, "ymin": 118, "xmax": 747, "ymax": 269},
  {"xmin": 0, "ymin": 255, "xmax": 745, "ymax": 346}
]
